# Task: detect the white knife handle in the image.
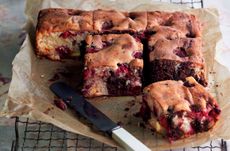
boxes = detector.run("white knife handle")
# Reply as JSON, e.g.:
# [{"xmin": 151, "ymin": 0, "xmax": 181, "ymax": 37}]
[{"xmin": 112, "ymin": 127, "xmax": 151, "ymax": 151}]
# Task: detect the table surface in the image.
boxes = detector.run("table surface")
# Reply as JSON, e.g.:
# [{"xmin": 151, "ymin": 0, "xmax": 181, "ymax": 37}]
[
  {"xmin": 0, "ymin": 0, "xmax": 25, "ymax": 150},
  {"xmin": 0, "ymin": 0, "xmax": 230, "ymax": 151}
]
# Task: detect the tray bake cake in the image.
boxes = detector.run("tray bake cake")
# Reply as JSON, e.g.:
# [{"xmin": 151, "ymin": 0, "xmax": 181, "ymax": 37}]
[
  {"xmin": 82, "ymin": 34, "xmax": 143, "ymax": 97},
  {"xmin": 35, "ymin": 8, "xmax": 221, "ymax": 141},
  {"xmin": 140, "ymin": 77, "xmax": 221, "ymax": 141}
]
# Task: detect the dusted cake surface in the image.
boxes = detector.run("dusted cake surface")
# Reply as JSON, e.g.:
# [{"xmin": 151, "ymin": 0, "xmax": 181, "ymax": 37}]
[{"xmin": 93, "ymin": 9, "xmax": 147, "ymax": 33}]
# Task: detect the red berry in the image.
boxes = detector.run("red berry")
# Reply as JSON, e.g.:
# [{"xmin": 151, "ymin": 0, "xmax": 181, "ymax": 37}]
[
  {"xmin": 132, "ymin": 51, "xmax": 143, "ymax": 59},
  {"xmin": 54, "ymin": 99, "xmax": 67, "ymax": 110},
  {"xmin": 59, "ymin": 31, "xmax": 75, "ymax": 39},
  {"xmin": 83, "ymin": 69, "xmax": 93, "ymax": 80},
  {"xmin": 55, "ymin": 46, "xmax": 71, "ymax": 58}
]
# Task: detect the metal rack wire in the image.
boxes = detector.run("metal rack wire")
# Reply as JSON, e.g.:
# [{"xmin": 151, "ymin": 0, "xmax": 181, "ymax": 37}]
[
  {"xmin": 11, "ymin": 0, "xmax": 228, "ymax": 150},
  {"xmin": 159, "ymin": 0, "xmax": 203, "ymax": 8},
  {"xmin": 12, "ymin": 117, "xmax": 120, "ymax": 151}
]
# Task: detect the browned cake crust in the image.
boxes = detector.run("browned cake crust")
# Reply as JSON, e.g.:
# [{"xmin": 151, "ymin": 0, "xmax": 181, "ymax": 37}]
[
  {"xmin": 37, "ymin": 8, "xmax": 93, "ymax": 33},
  {"xmin": 83, "ymin": 34, "xmax": 143, "ymax": 97},
  {"xmin": 149, "ymin": 36, "xmax": 203, "ymax": 63},
  {"xmin": 93, "ymin": 9, "xmax": 147, "ymax": 33},
  {"xmin": 84, "ymin": 34, "xmax": 143, "ymax": 69},
  {"xmin": 147, "ymin": 11, "xmax": 201, "ymax": 38},
  {"xmin": 36, "ymin": 9, "xmax": 202, "ymax": 62},
  {"xmin": 141, "ymin": 77, "xmax": 221, "ymax": 141}
]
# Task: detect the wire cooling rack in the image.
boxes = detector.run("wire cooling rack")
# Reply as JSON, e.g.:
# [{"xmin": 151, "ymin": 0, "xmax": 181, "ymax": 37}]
[
  {"xmin": 11, "ymin": 0, "xmax": 229, "ymax": 151},
  {"xmin": 12, "ymin": 117, "xmax": 227, "ymax": 151}
]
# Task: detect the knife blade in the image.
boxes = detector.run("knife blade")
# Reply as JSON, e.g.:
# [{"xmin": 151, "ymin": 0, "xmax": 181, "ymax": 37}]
[{"xmin": 50, "ymin": 82, "xmax": 151, "ymax": 151}]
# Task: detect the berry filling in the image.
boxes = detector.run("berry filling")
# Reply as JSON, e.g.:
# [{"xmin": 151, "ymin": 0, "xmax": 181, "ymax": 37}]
[
  {"xmin": 86, "ymin": 47, "xmax": 99, "ymax": 53},
  {"xmin": 133, "ymin": 33, "xmax": 146, "ymax": 42},
  {"xmin": 102, "ymin": 41, "xmax": 113, "ymax": 47},
  {"xmin": 134, "ymin": 36, "xmax": 141, "ymax": 42},
  {"xmin": 55, "ymin": 46, "xmax": 71, "ymax": 58},
  {"xmin": 156, "ymin": 105, "xmax": 221, "ymax": 141},
  {"xmin": 139, "ymin": 101, "xmax": 151, "ymax": 122},
  {"xmin": 107, "ymin": 63, "xmax": 142, "ymax": 95},
  {"xmin": 208, "ymin": 108, "xmax": 221, "ymax": 119},
  {"xmin": 59, "ymin": 31, "xmax": 77, "ymax": 39},
  {"xmin": 115, "ymin": 63, "xmax": 130, "ymax": 77},
  {"xmin": 132, "ymin": 51, "xmax": 143, "ymax": 59},
  {"xmin": 141, "ymin": 92, "xmax": 221, "ymax": 142},
  {"xmin": 86, "ymin": 41, "xmax": 113, "ymax": 53},
  {"xmin": 83, "ymin": 63, "xmax": 142, "ymax": 96},
  {"xmin": 173, "ymin": 47, "xmax": 188, "ymax": 58},
  {"xmin": 102, "ymin": 20, "xmax": 113, "ymax": 30},
  {"xmin": 83, "ymin": 68, "xmax": 94, "ymax": 80}
]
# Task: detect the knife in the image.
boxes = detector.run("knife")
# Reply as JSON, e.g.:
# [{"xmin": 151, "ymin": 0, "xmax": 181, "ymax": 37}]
[{"xmin": 50, "ymin": 82, "xmax": 151, "ymax": 151}]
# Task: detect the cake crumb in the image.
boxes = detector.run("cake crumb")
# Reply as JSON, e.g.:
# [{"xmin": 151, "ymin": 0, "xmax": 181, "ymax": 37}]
[
  {"xmin": 54, "ymin": 99, "xmax": 67, "ymax": 110},
  {"xmin": 133, "ymin": 112, "xmax": 141, "ymax": 118},
  {"xmin": 209, "ymin": 71, "xmax": 216, "ymax": 74},
  {"xmin": 124, "ymin": 113, "xmax": 128, "ymax": 118},
  {"xmin": 117, "ymin": 121, "xmax": 123, "ymax": 126},
  {"xmin": 138, "ymin": 122, "xmax": 146, "ymax": 129},
  {"xmin": 44, "ymin": 107, "xmax": 52, "ymax": 114},
  {"xmin": 124, "ymin": 107, "xmax": 130, "ymax": 111},
  {"xmin": 127, "ymin": 121, "xmax": 132, "ymax": 125},
  {"xmin": 49, "ymin": 73, "xmax": 60, "ymax": 82}
]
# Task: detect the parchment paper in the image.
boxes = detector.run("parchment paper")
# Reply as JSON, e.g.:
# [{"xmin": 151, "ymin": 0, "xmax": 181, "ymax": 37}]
[{"xmin": 1, "ymin": 0, "xmax": 230, "ymax": 150}]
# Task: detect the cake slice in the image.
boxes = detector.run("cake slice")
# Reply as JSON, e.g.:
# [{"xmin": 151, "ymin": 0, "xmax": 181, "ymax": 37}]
[
  {"xmin": 140, "ymin": 77, "xmax": 221, "ymax": 141},
  {"xmin": 36, "ymin": 8, "xmax": 93, "ymax": 60},
  {"xmin": 146, "ymin": 32, "xmax": 207, "ymax": 86},
  {"xmin": 93, "ymin": 9, "xmax": 147, "ymax": 34},
  {"xmin": 82, "ymin": 34, "xmax": 143, "ymax": 97}
]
